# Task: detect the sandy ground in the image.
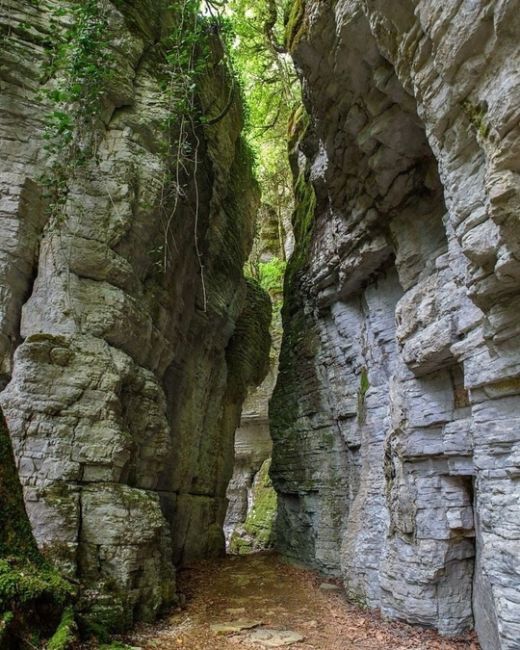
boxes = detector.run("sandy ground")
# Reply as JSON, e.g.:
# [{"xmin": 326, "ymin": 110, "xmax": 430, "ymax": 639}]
[{"xmin": 117, "ymin": 554, "xmax": 480, "ymax": 650}]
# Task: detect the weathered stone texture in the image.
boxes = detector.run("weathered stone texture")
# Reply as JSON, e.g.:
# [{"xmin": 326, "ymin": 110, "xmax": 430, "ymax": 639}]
[
  {"xmin": 224, "ymin": 378, "xmax": 277, "ymax": 553},
  {"xmin": 272, "ymin": 1, "xmax": 520, "ymax": 648},
  {"xmin": 224, "ymin": 292, "xmax": 280, "ymax": 554},
  {"xmin": 0, "ymin": 0, "xmax": 268, "ymax": 630}
]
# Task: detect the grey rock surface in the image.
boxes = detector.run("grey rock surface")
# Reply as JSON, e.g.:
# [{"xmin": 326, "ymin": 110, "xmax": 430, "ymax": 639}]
[
  {"xmin": 247, "ymin": 628, "xmax": 305, "ymax": 647},
  {"xmin": 224, "ymin": 334, "xmax": 278, "ymax": 552},
  {"xmin": 0, "ymin": 0, "xmax": 269, "ymax": 630},
  {"xmin": 224, "ymin": 236, "xmax": 283, "ymax": 552},
  {"xmin": 224, "ymin": 414, "xmax": 273, "ymax": 546},
  {"xmin": 271, "ymin": 1, "xmax": 520, "ymax": 648}
]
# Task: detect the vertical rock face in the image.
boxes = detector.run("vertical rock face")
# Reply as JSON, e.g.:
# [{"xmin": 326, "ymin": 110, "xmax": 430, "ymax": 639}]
[
  {"xmin": 225, "ymin": 194, "xmax": 285, "ymax": 554},
  {"xmin": 224, "ymin": 360, "xmax": 277, "ymax": 554},
  {"xmin": 272, "ymin": 1, "xmax": 520, "ymax": 648},
  {"xmin": 0, "ymin": 0, "xmax": 269, "ymax": 631}
]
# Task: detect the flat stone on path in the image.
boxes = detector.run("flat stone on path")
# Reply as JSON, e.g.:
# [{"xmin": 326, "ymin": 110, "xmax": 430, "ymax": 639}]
[
  {"xmin": 319, "ymin": 582, "xmax": 342, "ymax": 593},
  {"xmin": 225, "ymin": 607, "xmax": 247, "ymax": 615},
  {"xmin": 247, "ymin": 628, "xmax": 305, "ymax": 647},
  {"xmin": 210, "ymin": 620, "xmax": 261, "ymax": 635}
]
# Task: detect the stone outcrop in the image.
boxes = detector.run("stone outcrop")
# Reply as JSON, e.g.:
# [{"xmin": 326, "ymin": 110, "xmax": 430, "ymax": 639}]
[
  {"xmin": 0, "ymin": 0, "xmax": 270, "ymax": 633},
  {"xmin": 225, "ymin": 192, "xmax": 286, "ymax": 555},
  {"xmin": 271, "ymin": 1, "xmax": 520, "ymax": 648},
  {"xmin": 224, "ymin": 252, "xmax": 281, "ymax": 555},
  {"xmin": 0, "ymin": 409, "xmax": 74, "ymax": 646},
  {"xmin": 224, "ymin": 369, "xmax": 277, "ymax": 554}
]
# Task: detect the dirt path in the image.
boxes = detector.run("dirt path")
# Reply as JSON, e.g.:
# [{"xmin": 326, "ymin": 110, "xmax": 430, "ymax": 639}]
[{"xmin": 126, "ymin": 554, "xmax": 479, "ymax": 650}]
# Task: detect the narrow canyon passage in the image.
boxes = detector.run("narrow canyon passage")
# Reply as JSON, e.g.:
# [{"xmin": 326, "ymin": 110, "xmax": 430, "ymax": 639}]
[
  {"xmin": 125, "ymin": 554, "xmax": 478, "ymax": 650},
  {"xmin": 0, "ymin": 1, "xmax": 519, "ymax": 649}
]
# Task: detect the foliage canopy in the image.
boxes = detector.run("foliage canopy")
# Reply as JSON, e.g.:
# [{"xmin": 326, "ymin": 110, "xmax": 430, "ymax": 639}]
[{"xmin": 203, "ymin": 0, "xmax": 298, "ymax": 295}]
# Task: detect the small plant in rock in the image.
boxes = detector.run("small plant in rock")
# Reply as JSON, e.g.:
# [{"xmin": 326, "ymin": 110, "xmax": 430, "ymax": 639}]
[{"xmin": 156, "ymin": 0, "xmax": 232, "ymax": 307}]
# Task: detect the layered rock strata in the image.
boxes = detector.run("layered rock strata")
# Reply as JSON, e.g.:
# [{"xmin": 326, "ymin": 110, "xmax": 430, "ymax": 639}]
[
  {"xmin": 271, "ymin": 2, "xmax": 520, "ymax": 648},
  {"xmin": 224, "ymin": 365, "xmax": 277, "ymax": 553},
  {"xmin": 0, "ymin": 0, "xmax": 270, "ymax": 631},
  {"xmin": 225, "ymin": 194, "xmax": 286, "ymax": 554}
]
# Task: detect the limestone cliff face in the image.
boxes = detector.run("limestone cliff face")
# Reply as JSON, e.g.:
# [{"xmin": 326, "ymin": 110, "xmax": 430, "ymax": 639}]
[
  {"xmin": 0, "ymin": 0, "xmax": 269, "ymax": 632},
  {"xmin": 271, "ymin": 1, "xmax": 520, "ymax": 648},
  {"xmin": 224, "ymin": 355, "xmax": 277, "ymax": 553}
]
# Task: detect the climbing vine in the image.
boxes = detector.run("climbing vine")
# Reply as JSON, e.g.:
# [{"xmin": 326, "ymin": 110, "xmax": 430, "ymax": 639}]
[
  {"xmin": 157, "ymin": 0, "xmax": 211, "ymax": 293},
  {"xmin": 41, "ymin": 0, "xmax": 111, "ymax": 223}
]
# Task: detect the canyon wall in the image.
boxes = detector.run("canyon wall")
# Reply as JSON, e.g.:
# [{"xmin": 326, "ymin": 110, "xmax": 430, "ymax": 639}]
[
  {"xmin": 271, "ymin": 1, "xmax": 520, "ymax": 648},
  {"xmin": 225, "ymin": 191, "xmax": 287, "ymax": 554},
  {"xmin": 0, "ymin": 0, "xmax": 270, "ymax": 633},
  {"xmin": 224, "ymin": 352, "xmax": 277, "ymax": 554}
]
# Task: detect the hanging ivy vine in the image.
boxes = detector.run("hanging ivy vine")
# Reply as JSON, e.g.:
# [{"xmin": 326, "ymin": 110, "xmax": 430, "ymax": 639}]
[{"xmin": 41, "ymin": 0, "xmax": 111, "ymax": 223}]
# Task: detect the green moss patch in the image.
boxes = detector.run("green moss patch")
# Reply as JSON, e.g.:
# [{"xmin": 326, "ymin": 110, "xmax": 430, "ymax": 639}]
[
  {"xmin": 258, "ymin": 258, "xmax": 287, "ymax": 297},
  {"xmin": 229, "ymin": 459, "xmax": 278, "ymax": 554},
  {"xmin": 285, "ymin": 0, "xmax": 308, "ymax": 51},
  {"xmin": 285, "ymin": 106, "xmax": 316, "ymax": 279},
  {"xmin": 243, "ymin": 459, "xmax": 278, "ymax": 547},
  {"xmin": 461, "ymin": 99, "xmax": 491, "ymax": 140},
  {"xmin": 270, "ymin": 105, "xmax": 318, "ymax": 440},
  {"xmin": 0, "ymin": 611, "xmax": 14, "ymax": 645},
  {"xmin": 47, "ymin": 606, "xmax": 78, "ymax": 650},
  {"xmin": 0, "ymin": 559, "xmax": 72, "ymax": 610},
  {"xmin": 0, "ymin": 414, "xmax": 40, "ymax": 563}
]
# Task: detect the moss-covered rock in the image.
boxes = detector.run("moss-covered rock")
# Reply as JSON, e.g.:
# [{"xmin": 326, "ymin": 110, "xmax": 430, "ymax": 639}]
[
  {"xmin": 0, "ymin": 412, "xmax": 74, "ymax": 647},
  {"xmin": 228, "ymin": 459, "xmax": 278, "ymax": 554},
  {"xmin": 270, "ymin": 105, "xmax": 318, "ymax": 442},
  {"xmin": 77, "ymin": 591, "xmax": 131, "ymax": 642},
  {"xmin": 285, "ymin": 0, "xmax": 308, "ymax": 52},
  {"xmin": 47, "ymin": 606, "xmax": 78, "ymax": 650},
  {"xmin": 0, "ymin": 611, "xmax": 13, "ymax": 646},
  {"xmin": 0, "ymin": 560, "xmax": 71, "ymax": 612},
  {"xmin": 285, "ymin": 106, "xmax": 316, "ymax": 277},
  {"xmin": 0, "ymin": 413, "xmax": 40, "ymax": 564},
  {"xmin": 243, "ymin": 459, "xmax": 278, "ymax": 547},
  {"xmin": 258, "ymin": 259, "xmax": 287, "ymax": 300}
]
